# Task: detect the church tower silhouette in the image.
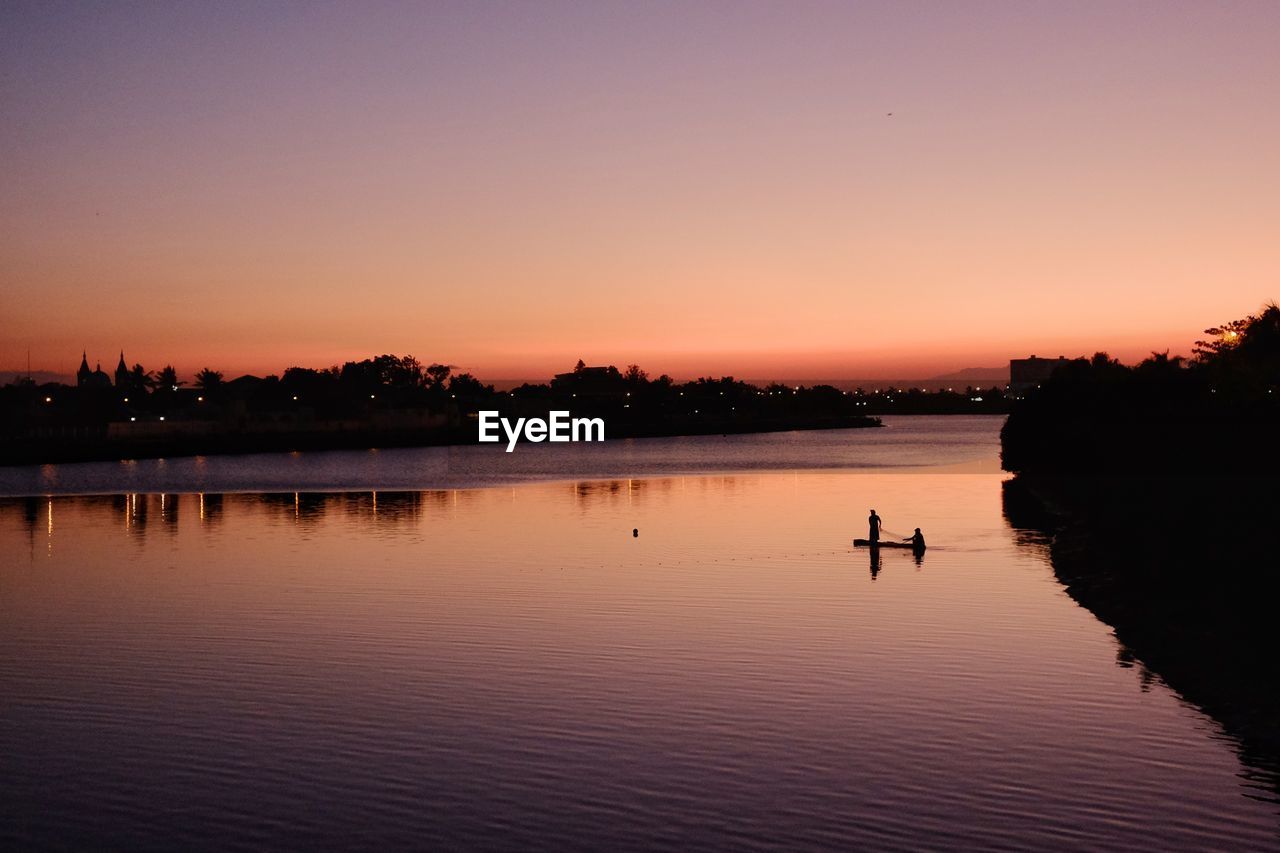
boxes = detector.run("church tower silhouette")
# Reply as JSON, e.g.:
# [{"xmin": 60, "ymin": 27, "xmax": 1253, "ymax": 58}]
[{"xmin": 77, "ymin": 351, "xmax": 92, "ymax": 386}]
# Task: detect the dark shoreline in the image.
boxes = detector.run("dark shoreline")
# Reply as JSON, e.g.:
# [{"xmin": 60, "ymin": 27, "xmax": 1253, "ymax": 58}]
[{"xmin": 0, "ymin": 414, "xmax": 882, "ymax": 468}]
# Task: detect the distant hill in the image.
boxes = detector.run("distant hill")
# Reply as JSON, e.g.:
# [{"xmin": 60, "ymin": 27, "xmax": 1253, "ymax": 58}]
[
  {"xmin": 929, "ymin": 366, "xmax": 1009, "ymax": 383},
  {"xmin": 3, "ymin": 370, "xmax": 70, "ymax": 386},
  {"xmin": 741, "ymin": 373, "xmax": 1009, "ymax": 393}
]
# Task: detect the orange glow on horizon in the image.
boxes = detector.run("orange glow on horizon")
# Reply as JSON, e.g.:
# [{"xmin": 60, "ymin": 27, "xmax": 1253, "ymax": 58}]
[{"xmin": 3, "ymin": 4, "xmax": 1277, "ymax": 380}]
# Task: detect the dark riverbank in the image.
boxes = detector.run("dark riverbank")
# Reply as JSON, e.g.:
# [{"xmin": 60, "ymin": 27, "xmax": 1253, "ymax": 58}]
[
  {"xmin": 1000, "ymin": 306, "xmax": 1279, "ymax": 476},
  {"xmin": 1, "ymin": 354, "xmax": 1022, "ymax": 466},
  {"xmin": 998, "ymin": 308, "xmax": 1280, "ymax": 798},
  {"xmin": 1003, "ymin": 475, "xmax": 1280, "ymax": 794}
]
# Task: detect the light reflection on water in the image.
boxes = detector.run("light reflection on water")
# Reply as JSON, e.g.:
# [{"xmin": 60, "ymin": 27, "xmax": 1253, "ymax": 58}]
[{"xmin": 2, "ymin": 470, "xmax": 1277, "ymax": 850}]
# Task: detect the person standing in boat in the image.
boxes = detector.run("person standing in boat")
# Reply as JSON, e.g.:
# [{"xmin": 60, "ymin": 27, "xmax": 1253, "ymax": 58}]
[{"xmin": 868, "ymin": 509, "xmax": 883, "ymax": 544}]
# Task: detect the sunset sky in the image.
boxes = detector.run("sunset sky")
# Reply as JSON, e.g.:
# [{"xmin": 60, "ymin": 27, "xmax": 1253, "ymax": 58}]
[{"xmin": 3, "ymin": 1, "xmax": 1278, "ymax": 380}]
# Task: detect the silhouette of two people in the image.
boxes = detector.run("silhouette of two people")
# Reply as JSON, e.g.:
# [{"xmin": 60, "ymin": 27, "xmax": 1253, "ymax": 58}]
[{"xmin": 869, "ymin": 509, "xmax": 926, "ymax": 549}]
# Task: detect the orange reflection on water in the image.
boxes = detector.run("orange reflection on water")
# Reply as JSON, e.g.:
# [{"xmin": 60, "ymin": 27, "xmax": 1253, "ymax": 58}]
[{"xmin": 0, "ymin": 472, "xmax": 1276, "ymax": 849}]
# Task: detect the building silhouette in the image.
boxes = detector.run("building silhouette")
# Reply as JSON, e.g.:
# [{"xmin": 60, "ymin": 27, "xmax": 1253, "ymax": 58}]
[
  {"xmin": 551, "ymin": 365, "xmax": 625, "ymax": 398},
  {"xmin": 1009, "ymin": 355, "xmax": 1070, "ymax": 394},
  {"xmin": 76, "ymin": 352, "xmax": 113, "ymax": 389}
]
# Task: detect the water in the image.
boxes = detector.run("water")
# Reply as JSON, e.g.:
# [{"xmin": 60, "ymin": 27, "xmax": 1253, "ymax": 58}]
[
  {"xmin": 2, "ymin": 417, "xmax": 1277, "ymax": 850},
  {"xmin": 0, "ymin": 415, "xmax": 1000, "ymax": 496}
]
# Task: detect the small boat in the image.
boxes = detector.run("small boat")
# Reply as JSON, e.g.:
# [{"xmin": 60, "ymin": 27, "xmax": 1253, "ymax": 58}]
[{"xmin": 853, "ymin": 538, "xmax": 924, "ymax": 550}]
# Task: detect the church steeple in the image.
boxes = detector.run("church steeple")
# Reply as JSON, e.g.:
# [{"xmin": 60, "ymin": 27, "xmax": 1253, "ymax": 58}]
[
  {"xmin": 77, "ymin": 351, "xmax": 92, "ymax": 386},
  {"xmin": 115, "ymin": 351, "xmax": 129, "ymax": 388}
]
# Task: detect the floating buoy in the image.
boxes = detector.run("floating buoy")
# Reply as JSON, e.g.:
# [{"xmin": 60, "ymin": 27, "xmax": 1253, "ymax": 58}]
[{"xmin": 633, "ymin": 528, "xmax": 638, "ymax": 537}]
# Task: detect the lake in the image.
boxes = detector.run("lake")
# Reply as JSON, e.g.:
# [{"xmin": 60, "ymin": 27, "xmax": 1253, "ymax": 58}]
[{"xmin": 2, "ymin": 416, "xmax": 1277, "ymax": 849}]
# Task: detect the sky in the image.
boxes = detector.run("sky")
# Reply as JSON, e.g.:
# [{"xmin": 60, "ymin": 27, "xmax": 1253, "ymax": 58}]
[{"xmin": 2, "ymin": 0, "xmax": 1278, "ymax": 380}]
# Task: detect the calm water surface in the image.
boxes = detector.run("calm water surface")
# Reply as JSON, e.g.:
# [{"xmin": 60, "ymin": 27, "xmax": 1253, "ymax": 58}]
[
  {"xmin": 2, "ymin": 417, "xmax": 1277, "ymax": 850},
  {"xmin": 0, "ymin": 415, "xmax": 1000, "ymax": 496}
]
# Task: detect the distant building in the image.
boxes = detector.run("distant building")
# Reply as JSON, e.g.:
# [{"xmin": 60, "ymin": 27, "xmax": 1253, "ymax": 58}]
[
  {"xmin": 75, "ymin": 350, "xmax": 139, "ymax": 392},
  {"xmin": 76, "ymin": 352, "xmax": 113, "ymax": 390},
  {"xmin": 551, "ymin": 365, "xmax": 625, "ymax": 397},
  {"xmin": 1009, "ymin": 355, "xmax": 1070, "ymax": 394},
  {"xmin": 553, "ymin": 365, "xmax": 614, "ymax": 382}
]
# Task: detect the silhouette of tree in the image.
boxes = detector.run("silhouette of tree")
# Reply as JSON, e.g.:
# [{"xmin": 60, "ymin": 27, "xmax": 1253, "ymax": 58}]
[
  {"xmin": 1193, "ymin": 302, "xmax": 1280, "ymax": 394},
  {"xmin": 574, "ymin": 359, "xmax": 586, "ymax": 374},
  {"xmin": 129, "ymin": 363, "xmax": 154, "ymax": 390},
  {"xmin": 1194, "ymin": 316, "xmax": 1253, "ymax": 360},
  {"xmin": 156, "ymin": 365, "xmax": 183, "ymax": 390},
  {"xmin": 282, "ymin": 366, "xmax": 332, "ymax": 385},
  {"xmin": 1233, "ymin": 303, "xmax": 1280, "ymax": 378},
  {"xmin": 195, "ymin": 368, "xmax": 224, "ymax": 390},
  {"xmin": 447, "ymin": 372, "xmax": 492, "ymax": 397},
  {"xmin": 1003, "ymin": 302, "xmax": 1279, "ymax": 474},
  {"xmin": 391, "ymin": 354, "xmax": 424, "ymax": 388},
  {"xmin": 624, "ymin": 364, "xmax": 648, "ymax": 384},
  {"xmin": 426, "ymin": 363, "xmax": 452, "ymax": 388},
  {"xmin": 1144, "ymin": 350, "xmax": 1184, "ymax": 368},
  {"xmin": 340, "ymin": 354, "xmax": 424, "ymax": 390}
]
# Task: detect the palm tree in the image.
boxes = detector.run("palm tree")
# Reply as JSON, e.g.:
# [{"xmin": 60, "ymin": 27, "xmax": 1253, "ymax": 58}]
[
  {"xmin": 195, "ymin": 368, "xmax": 224, "ymax": 391},
  {"xmin": 156, "ymin": 365, "xmax": 184, "ymax": 391},
  {"xmin": 129, "ymin": 363, "xmax": 155, "ymax": 391}
]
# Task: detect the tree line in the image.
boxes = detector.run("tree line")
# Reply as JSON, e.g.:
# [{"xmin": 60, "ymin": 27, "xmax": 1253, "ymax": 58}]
[{"xmin": 1001, "ymin": 302, "xmax": 1280, "ymax": 473}]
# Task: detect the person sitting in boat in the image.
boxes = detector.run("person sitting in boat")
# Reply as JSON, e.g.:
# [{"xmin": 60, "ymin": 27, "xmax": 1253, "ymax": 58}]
[
  {"xmin": 903, "ymin": 528, "xmax": 925, "ymax": 549},
  {"xmin": 868, "ymin": 509, "xmax": 883, "ymax": 543}
]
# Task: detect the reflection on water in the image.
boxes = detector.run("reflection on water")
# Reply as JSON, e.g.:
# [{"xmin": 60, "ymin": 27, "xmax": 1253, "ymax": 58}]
[
  {"xmin": 2, "ymin": 472, "xmax": 1277, "ymax": 850},
  {"xmin": 1002, "ymin": 476, "xmax": 1280, "ymax": 807}
]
